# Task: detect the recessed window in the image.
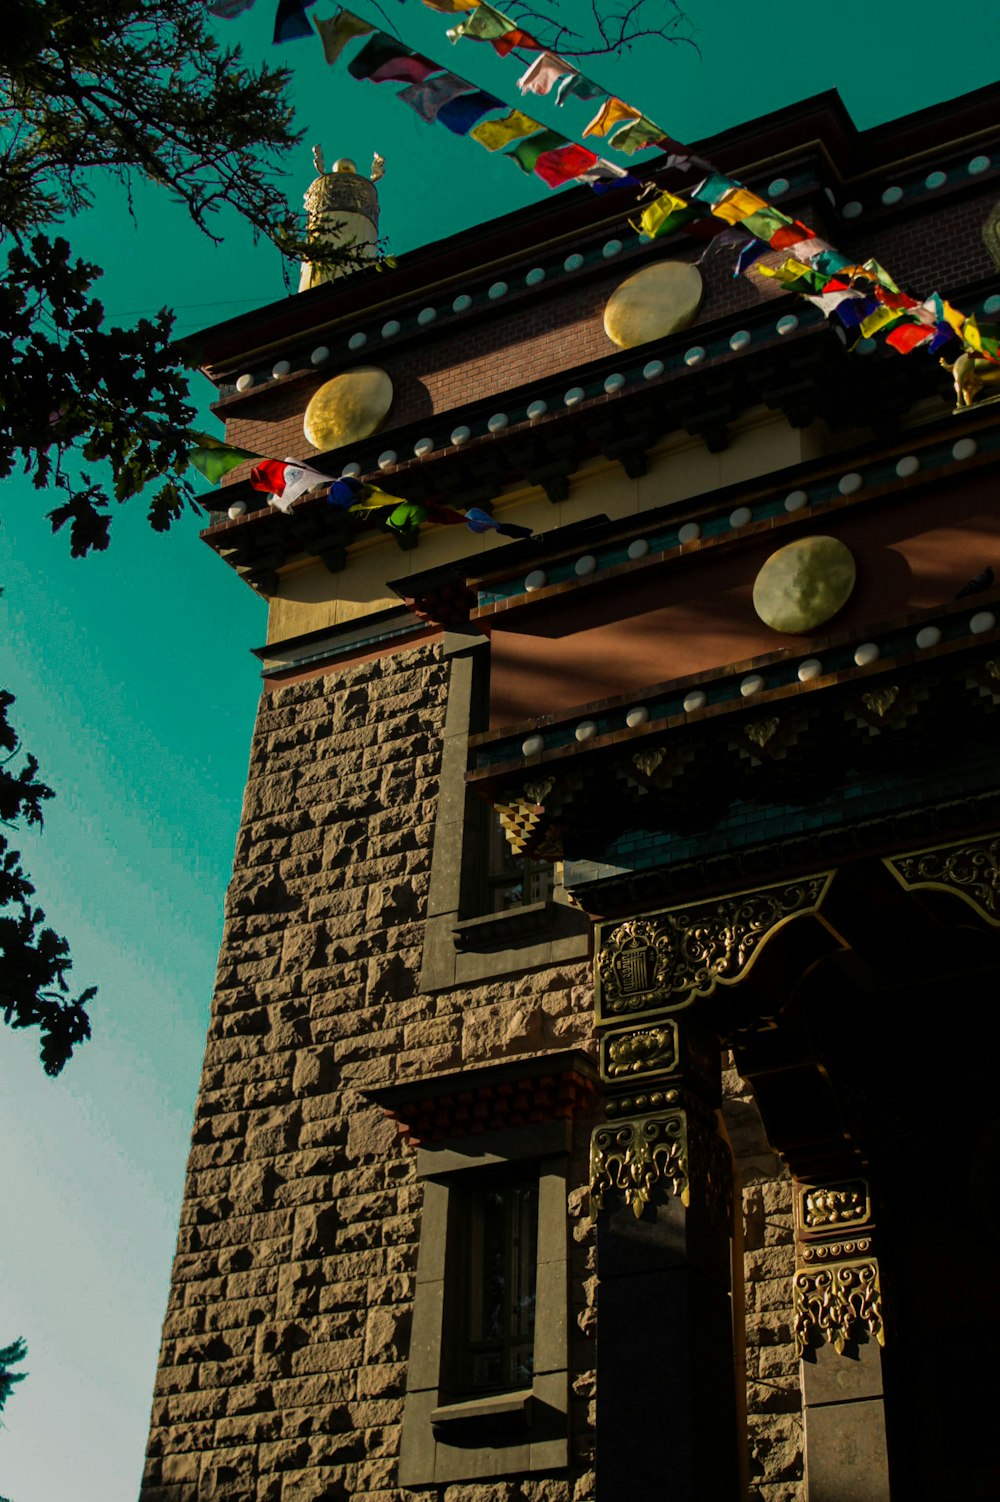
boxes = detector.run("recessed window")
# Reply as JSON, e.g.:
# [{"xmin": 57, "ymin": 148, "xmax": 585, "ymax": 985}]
[
  {"xmin": 453, "ymin": 1172, "xmax": 539, "ymax": 1394},
  {"xmin": 483, "ymin": 809, "xmax": 554, "ymax": 913}
]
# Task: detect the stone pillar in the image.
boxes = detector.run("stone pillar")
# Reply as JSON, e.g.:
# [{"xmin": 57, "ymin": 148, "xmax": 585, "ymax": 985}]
[
  {"xmin": 792, "ymin": 1179, "xmax": 890, "ymax": 1502},
  {"xmin": 589, "ymin": 1016, "xmax": 741, "ymax": 1502}
]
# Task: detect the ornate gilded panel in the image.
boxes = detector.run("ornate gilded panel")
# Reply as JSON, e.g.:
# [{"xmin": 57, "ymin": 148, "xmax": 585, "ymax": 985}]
[
  {"xmin": 793, "ymin": 1258, "xmax": 884, "ymax": 1356},
  {"xmin": 589, "ymin": 1111, "xmax": 690, "ymax": 1218},
  {"xmin": 600, "ymin": 1021, "xmax": 679, "ymax": 1082},
  {"xmin": 594, "ymin": 873, "xmax": 834, "ymax": 1023},
  {"xmin": 796, "ymin": 1179, "xmax": 872, "ymax": 1241},
  {"xmin": 884, "ymin": 831, "xmax": 1000, "ymax": 926}
]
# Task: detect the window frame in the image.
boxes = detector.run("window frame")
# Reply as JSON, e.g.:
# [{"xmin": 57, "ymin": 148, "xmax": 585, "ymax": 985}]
[{"xmin": 398, "ymin": 1120, "xmax": 571, "ymax": 1486}]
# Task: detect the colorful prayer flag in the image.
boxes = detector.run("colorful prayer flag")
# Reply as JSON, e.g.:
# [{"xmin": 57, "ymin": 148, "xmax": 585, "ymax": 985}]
[
  {"xmin": 347, "ymin": 34, "xmax": 437, "ymax": 83},
  {"xmin": 583, "ymin": 97, "xmax": 640, "ymax": 139},
  {"xmin": 506, "ymin": 129, "xmax": 569, "ymax": 174},
  {"xmin": 436, "ymin": 88, "xmax": 505, "ymax": 133},
  {"xmin": 273, "ymin": 0, "xmax": 316, "ymax": 43},
  {"xmin": 885, "ymin": 322, "xmax": 934, "ymax": 354},
  {"xmin": 250, "ymin": 459, "xmax": 333, "ymax": 511},
  {"xmin": 633, "ymin": 189, "xmax": 699, "ymax": 240},
  {"xmin": 449, "ymin": 2, "xmax": 516, "ymax": 41},
  {"xmin": 313, "ymin": 9, "xmax": 375, "ymax": 64},
  {"xmin": 606, "ymin": 115, "xmax": 668, "ymax": 155},
  {"xmin": 534, "ymin": 142, "xmax": 600, "ymax": 188},
  {"xmin": 518, "ymin": 52, "xmax": 571, "ymax": 97},
  {"xmin": 555, "ymin": 74, "xmax": 606, "ymax": 107},
  {"xmin": 398, "ymin": 71, "xmax": 475, "ymax": 122},
  {"xmin": 470, "ymin": 108, "xmax": 542, "ymax": 150},
  {"xmin": 189, "ymin": 433, "xmax": 260, "ymax": 485},
  {"xmin": 710, "ymin": 186, "xmax": 768, "ymax": 226},
  {"xmin": 492, "ymin": 29, "xmax": 540, "ymax": 55}
]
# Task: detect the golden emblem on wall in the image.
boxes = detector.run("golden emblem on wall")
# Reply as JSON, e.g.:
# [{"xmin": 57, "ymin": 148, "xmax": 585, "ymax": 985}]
[
  {"xmin": 302, "ymin": 366, "xmax": 393, "ymax": 451},
  {"xmin": 603, "ymin": 260, "xmax": 703, "ymax": 349},
  {"xmin": 753, "ymin": 535, "xmax": 856, "ymax": 634}
]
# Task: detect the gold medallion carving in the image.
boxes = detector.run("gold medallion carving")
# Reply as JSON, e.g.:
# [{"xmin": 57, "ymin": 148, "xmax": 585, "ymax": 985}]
[
  {"xmin": 753, "ymin": 535, "xmax": 856, "ymax": 634},
  {"xmin": 797, "ymin": 1179, "xmax": 871, "ymax": 1237},
  {"xmin": 303, "ymin": 366, "xmax": 393, "ymax": 451},
  {"xmin": 594, "ymin": 874, "xmax": 834, "ymax": 1022},
  {"xmin": 603, "ymin": 260, "xmax": 703, "ymax": 350}
]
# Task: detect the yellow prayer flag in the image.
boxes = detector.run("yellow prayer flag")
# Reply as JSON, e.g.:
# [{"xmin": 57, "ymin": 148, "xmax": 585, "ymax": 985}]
[
  {"xmin": 941, "ymin": 299, "xmax": 966, "ymax": 333},
  {"xmin": 860, "ymin": 305, "xmax": 903, "ymax": 339},
  {"xmin": 470, "ymin": 108, "xmax": 541, "ymax": 151},
  {"xmin": 633, "ymin": 190, "xmax": 690, "ymax": 240},
  {"xmin": 421, "ymin": 0, "xmax": 480, "ymax": 12},
  {"xmin": 583, "ymin": 96, "xmax": 640, "ymax": 138},
  {"xmin": 711, "ymin": 186, "xmax": 768, "ymax": 226},
  {"xmin": 757, "ymin": 257, "xmax": 811, "ymax": 285}
]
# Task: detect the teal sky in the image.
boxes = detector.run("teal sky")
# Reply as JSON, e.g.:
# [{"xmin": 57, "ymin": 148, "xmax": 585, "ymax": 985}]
[{"xmin": 2, "ymin": 3, "xmax": 999, "ymax": 1497}]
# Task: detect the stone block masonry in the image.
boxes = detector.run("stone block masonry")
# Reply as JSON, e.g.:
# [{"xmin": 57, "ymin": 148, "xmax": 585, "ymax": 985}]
[
  {"xmin": 140, "ymin": 639, "xmax": 598, "ymax": 1502},
  {"xmin": 141, "ymin": 636, "xmax": 802, "ymax": 1501}
]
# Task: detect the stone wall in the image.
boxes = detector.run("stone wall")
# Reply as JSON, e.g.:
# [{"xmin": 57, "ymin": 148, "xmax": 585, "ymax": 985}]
[
  {"xmin": 141, "ymin": 636, "xmax": 803, "ymax": 1502},
  {"xmin": 140, "ymin": 639, "xmax": 597, "ymax": 1502}
]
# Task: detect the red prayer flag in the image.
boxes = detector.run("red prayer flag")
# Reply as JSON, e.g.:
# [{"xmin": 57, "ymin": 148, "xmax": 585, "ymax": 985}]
[
  {"xmin": 770, "ymin": 220, "xmax": 815, "ymax": 250},
  {"xmin": 885, "ymin": 322, "xmax": 933, "ymax": 354},
  {"xmin": 493, "ymin": 28, "xmax": 540, "ymax": 55},
  {"xmin": 533, "ymin": 142, "xmax": 600, "ymax": 188}
]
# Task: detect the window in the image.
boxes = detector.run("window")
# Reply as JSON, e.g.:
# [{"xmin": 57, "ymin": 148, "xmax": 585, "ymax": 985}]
[
  {"xmin": 452, "ymin": 1170, "xmax": 539, "ymax": 1395},
  {"xmin": 482, "ymin": 808, "xmax": 554, "ymax": 914}
]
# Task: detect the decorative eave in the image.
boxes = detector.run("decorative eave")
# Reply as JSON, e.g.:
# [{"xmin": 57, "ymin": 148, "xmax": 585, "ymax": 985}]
[
  {"xmin": 199, "ymin": 301, "xmax": 955, "ymax": 593},
  {"xmin": 466, "ymin": 591, "xmax": 1000, "ymax": 866},
  {"xmin": 367, "ymin": 1050, "xmax": 599, "ymax": 1146}
]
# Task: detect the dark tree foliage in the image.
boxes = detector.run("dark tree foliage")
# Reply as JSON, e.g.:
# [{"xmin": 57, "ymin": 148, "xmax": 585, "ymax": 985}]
[
  {"xmin": 0, "ymin": 0, "xmax": 323, "ymax": 1066},
  {"xmin": 0, "ymin": 694, "xmax": 94, "ymax": 1074},
  {"xmin": 0, "ymin": 1338, "xmax": 28, "ymax": 1413}
]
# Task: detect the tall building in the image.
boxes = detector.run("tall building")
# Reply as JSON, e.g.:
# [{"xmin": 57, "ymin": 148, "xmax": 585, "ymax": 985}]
[{"xmin": 141, "ymin": 86, "xmax": 1000, "ymax": 1502}]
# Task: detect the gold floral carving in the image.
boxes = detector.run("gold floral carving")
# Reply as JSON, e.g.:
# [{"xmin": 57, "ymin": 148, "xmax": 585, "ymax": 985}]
[
  {"xmin": 590, "ymin": 1111, "xmax": 689, "ymax": 1217},
  {"xmin": 885, "ymin": 833, "xmax": 1000, "ymax": 926},
  {"xmin": 601, "ymin": 1022, "xmax": 679, "ymax": 1081},
  {"xmin": 798, "ymin": 1180, "xmax": 871, "ymax": 1235},
  {"xmin": 633, "ymin": 748, "xmax": 666, "ymax": 778},
  {"xmin": 595, "ymin": 874, "xmax": 833, "ymax": 1020},
  {"xmin": 793, "ymin": 1259, "xmax": 884, "ymax": 1356},
  {"xmin": 745, "ymin": 717, "xmax": 780, "ymax": 750},
  {"xmin": 861, "ymin": 685, "xmax": 899, "ymax": 719}
]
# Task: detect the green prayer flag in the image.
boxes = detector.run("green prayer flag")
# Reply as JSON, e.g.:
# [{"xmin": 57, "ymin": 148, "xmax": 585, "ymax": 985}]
[
  {"xmin": 189, "ymin": 431, "xmax": 260, "ymax": 485},
  {"xmin": 506, "ymin": 129, "xmax": 569, "ymax": 174},
  {"xmin": 454, "ymin": 2, "xmax": 516, "ymax": 40},
  {"xmin": 313, "ymin": 9, "xmax": 375, "ymax": 65},
  {"xmin": 606, "ymin": 115, "xmax": 667, "ymax": 156}
]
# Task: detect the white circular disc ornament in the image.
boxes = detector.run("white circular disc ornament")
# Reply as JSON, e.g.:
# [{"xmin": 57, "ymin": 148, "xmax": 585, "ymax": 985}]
[
  {"xmin": 604, "ymin": 373, "xmax": 626, "ymax": 394},
  {"xmin": 348, "ymin": 332, "xmax": 367, "ymax": 351},
  {"xmin": 564, "ymin": 253, "xmax": 584, "ymax": 272},
  {"xmin": 310, "ymin": 346, "xmax": 330, "ymax": 365},
  {"xmin": 969, "ymin": 155, "xmax": 991, "ymax": 175},
  {"xmin": 603, "ymin": 239, "xmax": 623, "ymax": 258},
  {"xmin": 488, "ymin": 282, "xmax": 508, "ymax": 300},
  {"xmin": 785, "ymin": 490, "xmax": 808, "ymax": 512},
  {"xmin": 685, "ymin": 346, "xmax": 706, "ymax": 367},
  {"xmin": 916, "ymin": 625, "xmax": 941, "ymax": 649},
  {"xmin": 575, "ymin": 555, "xmax": 598, "ymax": 577},
  {"xmin": 626, "ymin": 706, "xmax": 649, "ymax": 728},
  {"xmin": 740, "ymin": 674, "xmax": 765, "ymax": 697},
  {"xmin": 488, "ymin": 413, "xmax": 509, "ymax": 433},
  {"xmin": 522, "ymin": 735, "xmax": 545, "ymax": 757},
  {"xmin": 768, "ymin": 177, "xmax": 790, "ymax": 197},
  {"xmin": 377, "ymin": 450, "xmax": 397, "ymax": 470},
  {"xmin": 683, "ymin": 690, "xmax": 707, "ymax": 712},
  {"xmin": 798, "ymin": 658, "xmax": 823, "ymax": 682},
  {"xmin": 777, "ymin": 315, "xmax": 799, "ymax": 336},
  {"xmin": 984, "ymin": 295, "xmax": 1000, "ymax": 316},
  {"xmin": 417, "ymin": 307, "xmax": 437, "ymax": 326},
  {"xmin": 643, "ymin": 360, "xmax": 665, "ymax": 379},
  {"xmin": 730, "ymin": 330, "xmax": 752, "ymax": 352},
  {"xmin": 678, "ymin": 522, "xmax": 701, "ymax": 544},
  {"xmin": 575, "ymin": 721, "xmax": 597, "ymax": 742},
  {"xmin": 341, "ymin": 461, "xmax": 361, "ymax": 478},
  {"xmin": 953, "ymin": 437, "xmax": 978, "ymax": 461},
  {"xmin": 527, "ymin": 400, "xmax": 547, "ymax": 421},
  {"xmin": 843, "ymin": 201, "xmax": 863, "ymax": 219},
  {"xmin": 627, "ymin": 539, "xmax": 649, "ymax": 560},
  {"xmin": 271, "ymin": 359, "xmax": 291, "ymax": 379},
  {"xmin": 564, "ymin": 388, "xmax": 585, "ymax": 407},
  {"xmin": 526, "ymin": 267, "xmax": 546, "ymax": 286},
  {"xmin": 525, "ymin": 569, "xmax": 547, "ymax": 592},
  {"xmin": 236, "ymin": 373, "xmax": 254, "ymax": 391},
  {"xmin": 839, "ymin": 472, "xmax": 864, "ymax": 495},
  {"xmin": 970, "ymin": 611, "xmax": 996, "ymax": 634},
  {"xmin": 452, "ymin": 294, "xmax": 472, "ymax": 313},
  {"xmin": 413, "ymin": 438, "xmax": 434, "ymax": 457},
  {"xmin": 881, "ymin": 185, "xmax": 903, "ymax": 205},
  {"xmin": 854, "ymin": 642, "xmax": 880, "ymax": 666},
  {"xmin": 451, "ymin": 426, "xmax": 471, "ymax": 446},
  {"xmin": 381, "ymin": 320, "xmax": 400, "ymax": 339},
  {"xmin": 730, "ymin": 506, "xmax": 752, "ymax": 528},
  {"xmin": 925, "ymin": 170, "xmax": 947, "ymax": 190},
  {"xmin": 896, "ymin": 455, "xmax": 920, "ymax": 478},
  {"xmin": 227, "ymin": 501, "xmax": 247, "ymax": 519}
]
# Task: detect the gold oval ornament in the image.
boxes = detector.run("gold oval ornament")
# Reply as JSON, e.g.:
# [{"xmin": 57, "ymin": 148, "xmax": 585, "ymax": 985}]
[
  {"xmin": 604, "ymin": 260, "xmax": 703, "ymax": 350},
  {"xmin": 303, "ymin": 366, "xmax": 393, "ymax": 451},
  {"xmin": 753, "ymin": 536, "xmax": 857, "ymax": 634}
]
